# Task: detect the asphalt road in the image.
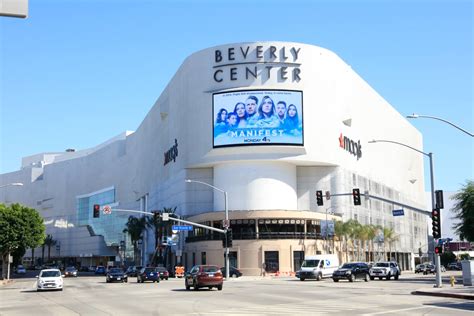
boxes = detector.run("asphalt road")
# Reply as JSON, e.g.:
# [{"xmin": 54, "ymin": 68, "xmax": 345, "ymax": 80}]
[{"xmin": 0, "ymin": 271, "xmax": 472, "ymax": 315}]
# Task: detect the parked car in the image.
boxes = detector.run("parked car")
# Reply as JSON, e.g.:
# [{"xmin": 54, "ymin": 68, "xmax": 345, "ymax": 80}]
[
  {"xmin": 106, "ymin": 268, "xmax": 128, "ymax": 283},
  {"xmin": 220, "ymin": 266, "xmax": 243, "ymax": 278},
  {"xmin": 332, "ymin": 262, "xmax": 370, "ymax": 282},
  {"xmin": 36, "ymin": 269, "xmax": 64, "ymax": 291},
  {"xmin": 137, "ymin": 267, "xmax": 160, "ymax": 283},
  {"xmin": 95, "ymin": 266, "xmax": 106, "ymax": 275},
  {"xmin": 415, "ymin": 264, "xmax": 426, "ymax": 273},
  {"xmin": 155, "ymin": 267, "xmax": 170, "ymax": 280},
  {"xmin": 15, "ymin": 265, "xmax": 26, "ymax": 274},
  {"xmin": 185, "ymin": 265, "xmax": 223, "ymax": 291},
  {"xmin": 125, "ymin": 266, "xmax": 142, "ymax": 277},
  {"xmin": 447, "ymin": 262, "xmax": 462, "ymax": 270},
  {"xmin": 64, "ymin": 266, "xmax": 78, "ymax": 277},
  {"xmin": 369, "ymin": 261, "xmax": 400, "ymax": 280},
  {"xmin": 423, "ymin": 264, "xmax": 436, "ymax": 275}
]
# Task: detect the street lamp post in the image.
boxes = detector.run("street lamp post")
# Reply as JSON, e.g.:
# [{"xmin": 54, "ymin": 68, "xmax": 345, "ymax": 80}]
[
  {"xmin": 185, "ymin": 179, "xmax": 230, "ymax": 279},
  {"xmin": 368, "ymin": 139, "xmax": 442, "ymax": 287},
  {"xmin": 407, "ymin": 114, "xmax": 473, "ymax": 137}
]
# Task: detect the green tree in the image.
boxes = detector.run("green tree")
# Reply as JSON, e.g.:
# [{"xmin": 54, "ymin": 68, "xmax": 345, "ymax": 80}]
[
  {"xmin": 147, "ymin": 207, "xmax": 177, "ymax": 266},
  {"xmin": 440, "ymin": 252, "xmax": 456, "ymax": 266},
  {"xmin": 0, "ymin": 203, "xmax": 45, "ymax": 279},
  {"xmin": 43, "ymin": 234, "xmax": 57, "ymax": 262},
  {"xmin": 451, "ymin": 180, "xmax": 474, "ymax": 242},
  {"xmin": 383, "ymin": 227, "xmax": 398, "ymax": 261},
  {"xmin": 123, "ymin": 216, "xmax": 146, "ymax": 265}
]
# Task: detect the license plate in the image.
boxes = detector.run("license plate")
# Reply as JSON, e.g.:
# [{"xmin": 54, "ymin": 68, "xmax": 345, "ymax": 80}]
[
  {"xmin": 117, "ymin": 277, "xmax": 121, "ymax": 280},
  {"xmin": 208, "ymin": 273, "xmax": 214, "ymax": 277},
  {"xmin": 150, "ymin": 273, "xmax": 154, "ymax": 276}
]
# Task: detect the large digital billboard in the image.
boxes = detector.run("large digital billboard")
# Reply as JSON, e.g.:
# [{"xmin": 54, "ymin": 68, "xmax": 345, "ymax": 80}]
[{"xmin": 213, "ymin": 90, "xmax": 303, "ymax": 147}]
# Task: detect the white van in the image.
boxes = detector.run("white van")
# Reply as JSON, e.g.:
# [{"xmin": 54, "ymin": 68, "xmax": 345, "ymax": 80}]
[{"xmin": 298, "ymin": 254, "xmax": 339, "ymax": 281}]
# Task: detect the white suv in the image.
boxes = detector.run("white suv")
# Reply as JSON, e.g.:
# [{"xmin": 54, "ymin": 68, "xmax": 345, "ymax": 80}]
[
  {"xmin": 369, "ymin": 261, "xmax": 400, "ymax": 280},
  {"xmin": 36, "ymin": 269, "xmax": 64, "ymax": 291}
]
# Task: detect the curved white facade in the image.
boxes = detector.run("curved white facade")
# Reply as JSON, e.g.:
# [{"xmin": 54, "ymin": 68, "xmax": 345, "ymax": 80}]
[{"xmin": 1, "ymin": 42, "xmax": 428, "ymax": 274}]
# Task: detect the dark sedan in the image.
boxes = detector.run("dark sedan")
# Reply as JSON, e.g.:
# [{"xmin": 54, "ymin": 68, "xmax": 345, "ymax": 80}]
[
  {"xmin": 221, "ymin": 266, "xmax": 243, "ymax": 278},
  {"xmin": 125, "ymin": 266, "xmax": 142, "ymax": 277},
  {"xmin": 106, "ymin": 268, "xmax": 128, "ymax": 283},
  {"xmin": 155, "ymin": 267, "xmax": 170, "ymax": 280},
  {"xmin": 332, "ymin": 262, "xmax": 370, "ymax": 282},
  {"xmin": 137, "ymin": 267, "xmax": 160, "ymax": 283},
  {"xmin": 64, "ymin": 266, "xmax": 78, "ymax": 277},
  {"xmin": 185, "ymin": 265, "xmax": 223, "ymax": 291}
]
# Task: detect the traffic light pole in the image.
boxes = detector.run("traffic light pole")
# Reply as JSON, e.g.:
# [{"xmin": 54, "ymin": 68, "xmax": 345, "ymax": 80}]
[{"xmin": 428, "ymin": 153, "xmax": 442, "ymax": 288}]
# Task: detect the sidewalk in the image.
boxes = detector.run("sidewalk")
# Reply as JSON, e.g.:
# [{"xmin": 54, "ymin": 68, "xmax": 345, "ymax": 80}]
[{"xmin": 412, "ymin": 285, "xmax": 474, "ymax": 300}]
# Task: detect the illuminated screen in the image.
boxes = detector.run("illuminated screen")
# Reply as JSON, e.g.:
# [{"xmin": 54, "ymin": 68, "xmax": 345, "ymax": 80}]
[{"xmin": 213, "ymin": 90, "xmax": 303, "ymax": 147}]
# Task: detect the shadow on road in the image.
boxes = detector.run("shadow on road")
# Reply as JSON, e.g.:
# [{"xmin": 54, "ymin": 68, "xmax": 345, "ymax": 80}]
[{"xmin": 424, "ymin": 301, "xmax": 474, "ymax": 311}]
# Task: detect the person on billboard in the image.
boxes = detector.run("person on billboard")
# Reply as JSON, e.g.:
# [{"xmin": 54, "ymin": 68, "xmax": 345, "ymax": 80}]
[
  {"xmin": 276, "ymin": 101, "xmax": 287, "ymax": 125},
  {"xmin": 255, "ymin": 96, "xmax": 280, "ymax": 128},
  {"xmin": 214, "ymin": 108, "xmax": 229, "ymax": 136},
  {"xmin": 245, "ymin": 96, "xmax": 259, "ymax": 126},
  {"xmin": 226, "ymin": 112, "xmax": 238, "ymax": 129},
  {"xmin": 234, "ymin": 102, "xmax": 248, "ymax": 128},
  {"xmin": 284, "ymin": 104, "xmax": 302, "ymax": 135}
]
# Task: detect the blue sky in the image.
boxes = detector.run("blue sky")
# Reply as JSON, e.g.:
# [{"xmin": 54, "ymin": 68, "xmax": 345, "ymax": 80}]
[{"xmin": 1, "ymin": 0, "xmax": 472, "ymax": 192}]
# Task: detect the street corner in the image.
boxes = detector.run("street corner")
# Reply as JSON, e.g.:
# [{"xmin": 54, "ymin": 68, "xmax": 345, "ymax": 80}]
[{"xmin": 412, "ymin": 286, "xmax": 474, "ymax": 300}]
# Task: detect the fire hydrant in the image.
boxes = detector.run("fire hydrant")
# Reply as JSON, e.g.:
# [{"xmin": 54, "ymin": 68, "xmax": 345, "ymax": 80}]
[{"xmin": 450, "ymin": 275, "xmax": 456, "ymax": 287}]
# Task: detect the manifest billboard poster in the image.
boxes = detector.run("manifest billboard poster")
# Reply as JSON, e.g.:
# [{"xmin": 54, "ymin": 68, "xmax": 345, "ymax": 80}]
[{"xmin": 213, "ymin": 90, "xmax": 303, "ymax": 148}]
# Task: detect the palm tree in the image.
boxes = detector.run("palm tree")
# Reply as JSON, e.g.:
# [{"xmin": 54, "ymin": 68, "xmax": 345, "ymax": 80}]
[
  {"xmin": 146, "ymin": 207, "xmax": 177, "ymax": 266},
  {"xmin": 366, "ymin": 225, "xmax": 379, "ymax": 262},
  {"xmin": 383, "ymin": 227, "xmax": 397, "ymax": 261},
  {"xmin": 345, "ymin": 219, "xmax": 360, "ymax": 261},
  {"xmin": 334, "ymin": 221, "xmax": 346, "ymax": 261},
  {"xmin": 451, "ymin": 180, "xmax": 474, "ymax": 242},
  {"xmin": 43, "ymin": 234, "xmax": 56, "ymax": 262},
  {"xmin": 123, "ymin": 216, "xmax": 146, "ymax": 265}
]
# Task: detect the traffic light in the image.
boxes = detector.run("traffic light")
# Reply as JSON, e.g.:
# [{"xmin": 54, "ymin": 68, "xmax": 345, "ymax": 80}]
[
  {"xmin": 93, "ymin": 204, "xmax": 100, "ymax": 218},
  {"xmin": 435, "ymin": 190, "xmax": 444, "ymax": 209},
  {"xmin": 316, "ymin": 190, "xmax": 323, "ymax": 206},
  {"xmin": 434, "ymin": 246, "xmax": 443, "ymax": 255},
  {"xmin": 432, "ymin": 208, "xmax": 441, "ymax": 239},
  {"xmin": 222, "ymin": 229, "xmax": 233, "ymax": 248},
  {"xmin": 352, "ymin": 188, "xmax": 361, "ymax": 206}
]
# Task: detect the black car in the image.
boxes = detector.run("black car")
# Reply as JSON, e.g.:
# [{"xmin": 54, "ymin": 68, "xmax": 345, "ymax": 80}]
[
  {"xmin": 106, "ymin": 268, "xmax": 128, "ymax": 283},
  {"xmin": 332, "ymin": 262, "xmax": 370, "ymax": 282},
  {"xmin": 125, "ymin": 266, "xmax": 142, "ymax": 277},
  {"xmin": 220, "ymin": 266, "xmax": 243, "ymax": 278},
  {"xmin": 137, "ymin": 267, "xmax": 160, "ymax": 283}
]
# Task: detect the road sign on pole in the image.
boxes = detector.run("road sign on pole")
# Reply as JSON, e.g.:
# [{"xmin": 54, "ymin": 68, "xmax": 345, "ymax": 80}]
[
  {"xmin": 392, "ymin": 209, "xmax": 404, "ymax": 216},
  {"xmin": 103, "ymin": 205, "xmax": 112, "ymax": 215}
]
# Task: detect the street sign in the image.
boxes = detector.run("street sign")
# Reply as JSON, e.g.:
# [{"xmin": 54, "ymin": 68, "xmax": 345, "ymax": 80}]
[
  {"xmin": 392, "ymin": 209, "xmax": 404, "ymax": 216},
  {"xmin": 172, "ymin": 225, "xmax": 193, "ymax": 231},
  {"xmin": 103, "ymin": 205, "xmax": 112, "ymax": 215},
  {"xmin": 162, "ymin": 213, "xmax": 169, "ymax": 221}
]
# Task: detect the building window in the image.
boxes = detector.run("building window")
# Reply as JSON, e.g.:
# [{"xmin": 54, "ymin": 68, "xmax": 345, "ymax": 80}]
[
  {"xmin": 201, "ymin": 252, "xmax": 206, "ymax": 265},
  {"xmin": 192, "ymin": 252, "xmax": 196, "ymax": 266},
  {"xmin": 293, "ymin": 251, "xmax": 304, "ymax": 272},
  {"xmin": 264, "ymin": 251, "xmax": 279, "ymax": 273}
]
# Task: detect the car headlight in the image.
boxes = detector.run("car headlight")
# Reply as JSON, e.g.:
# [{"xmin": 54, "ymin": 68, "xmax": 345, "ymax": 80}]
[{"xmin": 345, "ymin": 271, "xmax": 351, "ymax": 275}]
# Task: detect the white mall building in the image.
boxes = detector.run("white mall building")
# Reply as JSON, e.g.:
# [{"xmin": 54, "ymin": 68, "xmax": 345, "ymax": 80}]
[{"xmin": 0, "ymin": 42, "xmax": 429, "ymax": 275}]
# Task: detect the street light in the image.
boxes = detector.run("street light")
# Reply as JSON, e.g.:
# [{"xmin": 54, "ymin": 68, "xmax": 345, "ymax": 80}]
[
  {"xmin": 0, "ymin": 182, "xmax": 23, "ymax": 189},
  {"xmin": 368, "ymin": 139, "xmax": 442, "ymax": 288},
  {"xmin": 407, "ymin": 114, "xmax": 473, "ymax": 137},
  {"xmin": 185, "ymin": 179, "xmax": 230, "ymax": 279}
]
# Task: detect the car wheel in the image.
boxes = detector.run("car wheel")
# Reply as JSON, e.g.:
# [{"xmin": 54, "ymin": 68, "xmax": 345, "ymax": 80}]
[
  {"xmin": 217, "ymin": 284, "xmax": 223, "ymax": 291},
  {"xmin": 349, "ymin": 274, "xmax": 355, "ymax": 282},
  {"xmin": 316, "ymin": 273, "xmax": 322, "ymax": 281},
  {"xmin": 232, "ymin": 273, "xmax": 237, "ymax": 278},
  {"xmin": 193, "ymin": 280, "xmax": 199, "ymax": 291},
  {"xmin": 333, "ymin": 279, "xmax": 339, "ymax": 282},
  {"xmin": 379, "ymin": 277, "xmax": 382, "ymax": 280},
  {"xmin": 386, "ymin": 273, "xmax": 391, "ymax": 280},
  {"xmin": 166, "ymin": 277, "xmax": 168, "ymax": 280},
  {"xmin": 394, "ymin": 273, "xmax": 399, "ymax": 280},
  {"xmin": 370, "ymin": 276, "xmax": 374, "ymax": 280},
  {"xmin": 364, "ymin": 273, "xmax": 369, "ymax": 282},
  {"xmin": 185, "ymin": 282, "xmax": 190, "ymax": 290},
  {"xmin": 300, "ymin": 278, "xmax": 305, "ymax": 281}
]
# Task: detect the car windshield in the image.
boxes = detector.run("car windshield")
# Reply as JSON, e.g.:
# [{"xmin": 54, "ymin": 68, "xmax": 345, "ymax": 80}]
[
  {"xmin": 374, "ymin": 263, "xmax": 389, "ymax": 267},
  {"xmin": 109, "ymin": 268, "xmax": 123, "ymax": 273},
  {"xmin": 202, "ymin": 266, "xmax": 219, "ymax": 273},
  {"xmin": 301, "ymin": 260, "xmax": 320, "ymax": 267},
  {"xmin": 66, "ymin": 267, "xmax": 76, "ymax": 271},
  {"xmin": 341, "ymin": 263, "xmax": 356, "ymax": 269},
  {"xmin": 156, "ymin": 267, "xmax": 167, "ymax": 272},
  {"xmin": 144, "ymin": 268, "xmax": 155, "ymax": 273},
  {"xmin": 41, "ymin": 270, "xmax": 60, "ymax": 277}
]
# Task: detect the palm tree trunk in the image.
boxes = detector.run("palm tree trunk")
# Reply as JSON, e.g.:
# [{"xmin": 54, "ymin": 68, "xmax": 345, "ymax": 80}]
[
  {"xmin": 47, "ymin": 245, "xmax": 51, "ymax": 261},
  {"xmin": 41, "ymin": 245, "xmax": 45, "ymax": 264},
  {"xmin": 31, "ymin": 248, "xmax": 35, "ymax": 267}
]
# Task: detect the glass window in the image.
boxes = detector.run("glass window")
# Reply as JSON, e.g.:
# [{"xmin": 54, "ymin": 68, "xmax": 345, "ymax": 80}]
[{"xmin": 201, "ymin": 252, "xmax": 206, "ymax": 265}]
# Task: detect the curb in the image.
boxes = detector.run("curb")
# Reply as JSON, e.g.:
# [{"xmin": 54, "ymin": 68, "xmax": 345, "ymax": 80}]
[
  {"xmin": 0, "ymin": 279, "xmax": 14, "ymax": 286},
  {"xmin": 412, "ymin": 290, "xmax": 474, "ymax": 300}
]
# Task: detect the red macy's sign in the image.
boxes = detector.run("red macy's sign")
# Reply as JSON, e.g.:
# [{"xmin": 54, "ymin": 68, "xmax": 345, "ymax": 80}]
[{"xmin": 339, "ymin": 133, "xmax": 362, "ymax": 160}]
